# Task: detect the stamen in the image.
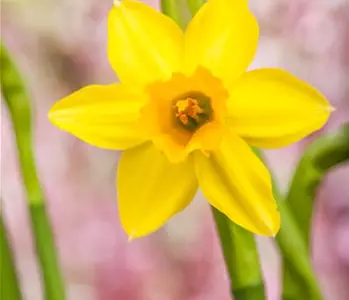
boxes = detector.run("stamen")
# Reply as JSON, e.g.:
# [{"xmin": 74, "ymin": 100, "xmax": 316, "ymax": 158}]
[
  {"xmin": 178, "ymin": 113, "xmax": 189, "ymax": 125},
  {"xmin": 175, "ymin": 98, "xmax": 204, "ymax": 125},
  {"xmin": 172, "ymin": 92, "xmax": 213, "ymax": 132}
]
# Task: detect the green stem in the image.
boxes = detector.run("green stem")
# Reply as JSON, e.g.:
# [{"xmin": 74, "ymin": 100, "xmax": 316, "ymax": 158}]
[
  {"xmin": 1, "ymin": 43, "xmax": 66, "ymax": 300},
  {"xmin": 0, "ymin": 213, "xmax": 23, "ymax": 300},
  {"xmin": 187, "ymin": 0, "xmax": 206, "ymax": 16},
  {"xmin": 277, "ymin": 205, "xmax": 322, "ymax": 300},
  {"xmin": 286, "ymin": 124, "xmax": 349, "ymax": 248},
  {"xmin": 254, "ymin": 149, "xmax": 323, "ymax": 300},
  {"xmin": 282, "ymin": 124, "xmax": 349, "ymax": 299},
  {"xmin": 28, "ymin": 205, "xmax": 66, "ymax": 300},
  {"xmin": 212, "ymin": 207, "xmax": 265, "ymax": 300},
  {"xmin": 161, "ymin": 0, "xmax": 185, "ymax": 28}
]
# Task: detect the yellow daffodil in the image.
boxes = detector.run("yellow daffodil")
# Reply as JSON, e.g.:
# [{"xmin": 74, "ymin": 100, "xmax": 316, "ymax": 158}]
[{"xmin": 49, "ymin": 0, "xmax": 333, "ymax": 238}]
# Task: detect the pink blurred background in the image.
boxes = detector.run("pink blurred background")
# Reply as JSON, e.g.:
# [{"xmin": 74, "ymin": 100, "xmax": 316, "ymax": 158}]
[{"xmin": 1, "ymin": 0, "xmax": 349, "ymax": 299}]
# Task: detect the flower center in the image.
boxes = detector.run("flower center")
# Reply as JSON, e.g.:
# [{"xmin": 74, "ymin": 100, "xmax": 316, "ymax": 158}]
[
  {"xmin": 173, "ymin": 92, "xmax": 213, "ymax": 132},
  {"xmin": 140, "ymin": 67, "xmax": 229, "ymax": 162}
]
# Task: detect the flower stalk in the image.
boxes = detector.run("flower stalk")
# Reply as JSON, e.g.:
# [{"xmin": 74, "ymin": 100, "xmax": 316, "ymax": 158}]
[
  {"xmin": 254, "ymin": 149, "xmax": 323, "ymax": 300},
  {"xmin": 212, "ymin": 207, "xmax": 266, "ymax": 300},
  {"xmin": 276, "ymin": 205, "xmax": 323, "ymax": 300},
  {"xmin": 282, "ymin": 123, "xmax": 349, "ymax": 300},
  {"xmin": 0, "ymin": 213, "xmax": 23, "ymax": 300},
  {"xmin": 286, "ymin": 124, "xmax": 349, "ymax": 247},
  {"xmin": 1, "ymin": 42, "xmax": 66, "ymax": 300}
]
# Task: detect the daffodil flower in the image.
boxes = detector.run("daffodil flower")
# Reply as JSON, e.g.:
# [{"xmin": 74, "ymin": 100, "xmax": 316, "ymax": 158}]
[{"xmin": 49, "ymin": 0, "xmax": 333, "ymax": 238}]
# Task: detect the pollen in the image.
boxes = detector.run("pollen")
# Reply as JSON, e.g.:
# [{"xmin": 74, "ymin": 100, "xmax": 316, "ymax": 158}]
[
  {"xmin": 175, "ymin": 98, "xmax": 204, "ymax": 125},
  {"xmin": 172, "ymin": 93, "xmax": 213, "ymax": 132}
]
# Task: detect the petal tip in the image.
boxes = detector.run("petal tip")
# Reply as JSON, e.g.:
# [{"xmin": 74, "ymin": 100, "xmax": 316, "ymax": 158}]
[
  {"xmin": 47, "ymin": 103, "xmax": 64, "ymax": 128},
  {"xmin": 270, "ymin": 227, "xmax": 280, "ymax": 238},
  {"xmin": 269, "ymin": 211, "xmax": 281, "ymax": 237},
  {"xmin": 258, "ymin": 209, "xmax": 280, "ymax": 237},
  {"xmin": 47, "ymin": 107, "xmax": 57, "ymax": 125},
  {"xmin": 127, "ymin": 233, "xmax": 135, "ymax": 242},
  {"xmin": 113, "ymin": 0, "xmax": 121, "ymax": 7},
  {"xmin": 329, "ymin": 105, "xmax": 336, "ymax": 112},
  {"xmin": 262, "ymin": 223, "xmax": 280, "ymax": 237}
]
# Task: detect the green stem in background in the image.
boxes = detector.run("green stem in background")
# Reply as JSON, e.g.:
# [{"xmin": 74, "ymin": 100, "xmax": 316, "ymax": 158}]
[
  {"xmin": 286, "ymin": 124, "xmax": 349, "ymax": 248},
  {"xmin": 161, "ymin": 0, "xmax": 185, "ymax": 29},
  {"xmin": 0, "ymin": 213, "xmax": 23, "ymax": 300},
  {"xmin": 1, "ymin": 43, "xmax": 66, "ymax": 300},
  {"xmin": 255, "ymin": 149, "xmax": 323, "ymax": 300},
  {"xmin": 187, "ymin": 0, "xmax": 206, "ymax": 16},
  {"xmin": 281, "ymin": 123, "xmax": 349, "ymax": 300},
  {"xmin": 28, "ymin": 205, "xmax": 67, "ymax": 300},
  {"xmin": 277, "ymin": 205, "xmax": 322, "ymax": 300},
  {"xmin": 212, "ymin": 207, "xmax": 266, "ymax": 300}
]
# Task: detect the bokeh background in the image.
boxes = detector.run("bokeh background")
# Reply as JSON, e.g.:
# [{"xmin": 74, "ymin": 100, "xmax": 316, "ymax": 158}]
[{"xmin": 1, "ymin": 0, "xmax": 349, "ymax": 299}]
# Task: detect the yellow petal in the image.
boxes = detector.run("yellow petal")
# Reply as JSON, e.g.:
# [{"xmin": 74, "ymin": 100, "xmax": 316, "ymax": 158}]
[
  {"xmin": 184, "ymin": 0, "xmax": 259, "ymax": 87},
  {"xmin": 49, "ymin": 84, "xmax": 146, "ymax": 149},
  {"xmin": 226, "ymin": 69, "xmax": 334, "ymax": 148},
  {"xmin": 108, "ymin": 1, "xmax": 183, "ymax": 88},
  {"xmin": 194, "ymin": 133, "xmax": 280, "ymax": 236},
  {"xmin": 117, "ymin": 142, "xmax": 198, "ymax": 238}
]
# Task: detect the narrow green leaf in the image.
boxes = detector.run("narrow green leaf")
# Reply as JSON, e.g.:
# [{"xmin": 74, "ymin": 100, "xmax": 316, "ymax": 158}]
[
  {"xmin": 0, "ymin": 45, "xmax": 42, "ymax": 206},
  {"xmin": 1, "ymin": 42, "xmax": 66, "ymax": 300},
  {"xmin": 0, "ymin": 213, "xmax": 23, "ymax": 300},
  {"xmin": 212, "ymin": 207, "xmax": 265, "ymax": 300},
  {"xmin": 28, "ymin": 205, "xmax": 66, "ymax": 300}
]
